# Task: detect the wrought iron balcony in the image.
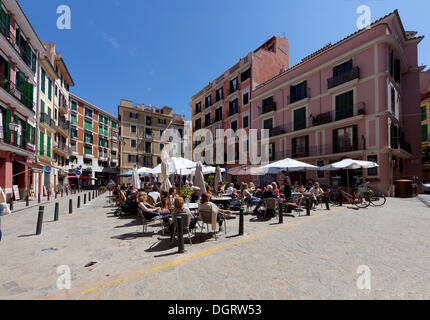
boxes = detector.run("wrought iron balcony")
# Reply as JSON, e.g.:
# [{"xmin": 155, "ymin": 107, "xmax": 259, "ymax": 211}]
[
  {"xmin": 327, "ymin": 67, "xmax": 360, "ymax": 89},
  {"xmin": 0, "ymin": 72, "xmax": 35, "ymax": 111},
  {"xmin": 258, "ymin": 102, "xmax": 277, "ymax": 115},
  {"xmin": 287, "ymin": 88, "xmax": 311, "ymax": 104}
]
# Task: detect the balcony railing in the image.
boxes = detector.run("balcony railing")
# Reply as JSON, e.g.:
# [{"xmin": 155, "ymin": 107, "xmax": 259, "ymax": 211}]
[
  {"xmin": 40, "ymin": 113, "xmax": 56, "ymax": 130},
  {"xmin": 258, "ymin": 102, "xmax": 277, "ymax": 115},
  {"xmin": 311, "ymin": 103, "xmax": 366, "ymax": 125},
  {"xmin": 0, "ymin": 73, "xmax": 35, "ymax": 111},
  {"xmin": 328, "ymin": 67, "xmax": 360, "ymax": 90},
  {"xmin": 0, "ymin": 126, "xmax": 35, "ymax": 151}
]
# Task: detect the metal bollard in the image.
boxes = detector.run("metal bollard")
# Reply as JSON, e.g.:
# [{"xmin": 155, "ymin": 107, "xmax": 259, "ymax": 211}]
[
  {"xmin": 55, "ymin": 191, "xmax": 57, "ymax": 199},
  {"xmin": 92, "ymin": 190, "xmax": 95, "ymax": 199},
  {"xmin": 47, "ymin": 192, "xmax": 50, "ymax": 201},
  {"xmin": 84, "ymin": 194, "xmax": 87, "ymax": 205},
  {"xmin": 36, "ymin": 206, "xmax": 44, "ymax": 235},
  {"xmin": 54, "ymin": 202, "xmax": 59, "ymax": 221},
  {"xmin": 177, "ymin": 216, "xmax": 185, "ymax": 254},
  {"xmin": 306, "ymin": 198, "xmax": 311, "ymax": 216},
  {"xmin": 61, "ymin": 189, "xmax": 64, "ymax": 197},
  {"xmin": 26, "ymin": 195, "xmax": 29, "ymax": 207},
  {"xmin": 88, "ymin": 192, "xmax": 91, "ymax": 202},
  {"xmin": 77, "ymin": 196, "xmax": 81, "ymax": 209},
  {"xmin": 239, "ymin": 208, "xmax": 244, "ymax": 236},
  {"xmin": 69, "ymin": 199, "xmax": 73, "ymax": 214},
  {"xmin": 325, "ymin": 196, "xmax": 330, "ymax": 211},
  {"xmin": 279, "ymin": 201, "xmax": 284, "ymax": 224},
  {"xmin": 38, "ymin": 193, "xmax": 41, "ymax": 203},
  {"xmin": 9, "ymin": 197, "xmax": 13, "ymax": 211}
]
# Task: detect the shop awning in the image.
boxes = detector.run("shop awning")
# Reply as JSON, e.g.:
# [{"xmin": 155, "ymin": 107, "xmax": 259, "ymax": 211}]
[{"xmin": 16, "ymin": 161, "xmax": 44, "ymax": 172}]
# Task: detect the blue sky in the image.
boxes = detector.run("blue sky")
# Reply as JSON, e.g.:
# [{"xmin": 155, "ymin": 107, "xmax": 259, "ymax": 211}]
[{"xmin": 20, "ymin": 0, "xmax": 430, "ymax": 120}]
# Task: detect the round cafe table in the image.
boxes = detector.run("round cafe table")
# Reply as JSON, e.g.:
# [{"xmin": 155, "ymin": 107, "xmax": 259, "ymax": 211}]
[{"xmin": 211, "ymin": 196, "xmax": 233, "ymax": 209}]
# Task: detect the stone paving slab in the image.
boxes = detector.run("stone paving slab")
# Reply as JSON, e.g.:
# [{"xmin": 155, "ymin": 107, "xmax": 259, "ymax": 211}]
[{"xmin": 0, "ymin": 195, "xmax": 429, "ymax": 300}]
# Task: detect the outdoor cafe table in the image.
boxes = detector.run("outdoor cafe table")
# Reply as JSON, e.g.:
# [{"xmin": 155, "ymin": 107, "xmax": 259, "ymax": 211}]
[{"xmin": 211, "ymin": 196, "xmax": 233, "ymax": 209}]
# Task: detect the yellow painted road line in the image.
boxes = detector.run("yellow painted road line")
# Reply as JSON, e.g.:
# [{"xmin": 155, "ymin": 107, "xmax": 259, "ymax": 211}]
[{"xmin": 41, "ymin": 206, "xmax": 347, "ymax": 300}]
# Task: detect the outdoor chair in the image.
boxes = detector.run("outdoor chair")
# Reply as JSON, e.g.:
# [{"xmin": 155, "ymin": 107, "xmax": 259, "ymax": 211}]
[
  {"xmin": 138, "ymin": 208, "xmax": 164, "ymax": 234},
  {"xmin": 263, "ymin": 198, "xmax": 278, "ymax": 219},
  {"xmin": 171, "ymin": 213, "xmax": 193, "ymax": 245},
  {"xmin": 198, "ymin": 208, "xmax": 226, "ymax": 240},
  {"xmin": 286, "ymin": 194, "xmax": 304, "ymax": 216}
]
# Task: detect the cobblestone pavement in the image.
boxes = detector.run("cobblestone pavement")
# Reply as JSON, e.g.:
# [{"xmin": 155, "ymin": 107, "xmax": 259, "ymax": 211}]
[{"xmin": 0, "ymin": 194, "xmax": 429, "ymax": 300}]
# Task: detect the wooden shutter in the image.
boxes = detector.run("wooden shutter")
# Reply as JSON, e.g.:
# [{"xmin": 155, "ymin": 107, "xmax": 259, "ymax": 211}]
[
  {"xmin": 305, "ymin": 136, "xmax": 309, "ymax": 157},
  {"xmin": 292, "ymin": 138, "xmax": 297, "ymax": 158},
  {"xmin": 39, "ymin": 131, "xmax": 44, "ymax": 156},
  {"xmin": 332, "ymin": 129, "xmax": 338, "ymax": 154},
  {"xmin": 16, "ymin": 28, "xmax": 20, "ymax": 46},
  {"xmin": 47, "ymin": 135, "xmax": 51, "ymax": 157},
  {"xmin": 353, "ymin": 125, "xmax": 358, "ymax": 151},
  {"xmin": 4, "ymin": 108, "xmax": 11, "ymax": 143}
]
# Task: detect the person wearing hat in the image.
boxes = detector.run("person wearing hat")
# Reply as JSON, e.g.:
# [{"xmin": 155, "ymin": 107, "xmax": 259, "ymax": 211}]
[{"xmin": 190, "ymin": 186, "xmax": 201, "ymax": 203}]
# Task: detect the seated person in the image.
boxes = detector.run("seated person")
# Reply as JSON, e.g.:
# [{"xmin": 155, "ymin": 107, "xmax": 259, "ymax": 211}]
[
  {"xmin": 137, "ymin": 192, "xmax": 170, "ymax": 230},
  {"xmin": 249, "ymin": 182, "xmax": 256, "ymax": 194},
  {"xmin": 199, "ymin": 192, "xmax": 232, "ymax": 233},
  {"xmin": 253, "ymin": 185, "xmax": 278, "ymax": 214},
  {"xmin": 309, "ymin": 182, "xmax": 324, "ymax": 205},
  {"xmin": 226, "ymin": 183, "xmax": 235, "ymax": 195},
  {"xmin": 272, "ymin": 182, "xmax": 280, "ymax": 197},
  {"xmin": 167, "ymin": 187, "xmax": 178, "ymax": 210},
  {"xmin": 169, "ymin": 197, "xmax": 196, "ymax": 239},
  {"xmin": 190, "ymin": 186, "xmax": 201, "ymax": 203},
  {"xmin": 148, "ymin": 187, "xmax": 161, "ymax": 205},
  {"xmin": 298, "ymin": 185, "xmax": 306, "ymax": 193}
]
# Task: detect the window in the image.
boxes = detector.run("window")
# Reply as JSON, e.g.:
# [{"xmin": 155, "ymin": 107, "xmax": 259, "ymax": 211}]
[
  {"xmin": 55, "ymin": 85, "xmax": 58, "ymax": 97},
  {"xmin": 317, "ymin": 161, "xmax": 324, "ymax": 178},
  {"xmin": 368, "ymin": 155, "xmax": 378, "ymax": 176},
  {"xmin": 333, "ymin": 125, "xmax": 358, "ymax": 153},
  {"xmin": 391, "ymin": 87, "xmax": 396, "ymax": 114},
  {"xmin": 241, "ymin": 68, "xmax": 251, "ymax": 82},
  {"xmin": 195, "ymin": 118, "xmax": 201, "ymax": 130},
  {"xmin": 335, "ymin": 90, "xmax": 354, "ymax": 121},
  {"xmin": 229, "ymin": 99, "xmax": 239, "ymax": 116},
  {"xmin": 71, "ymin": 114, "xmax": 77, "ymax": 125},
  {"xmin": 84, "ymin": 145, "xmax": 92, "ymax": 155},
  {"xmin": 262, "ymin": 96, "xmax": 275, "ymax": 114},
  {"xmin": 230, "ymin": 77, "xmax": 238, "ymax": 94},
  {"xmin": 145, "ymin": 128, "xmax": 152, "ymax": 139},
  {"xmin": 263, "ymin": 118, "xmax": 273, "ymax": 131},
  {"xmin": 128, "ymin": 155, "xmax": 137, "ymax": 163},
  {"xmin": 84, "ymin": 119, "xmax": 93, "ymax": 131},
  {"xmin": 422, "ymin": 106, "xmax": 427, "ymax": 121},
  {"xmin": 145, "ymin": 142, "xmax": 151, "ymax": 154},
  {"xmin": 333, "ymin": 59, "xmax": 352, "ymax": 77},
  {"xmin": 130, "ymin": 112, "xmax": 138, "ymax": 119},
  {"xmin": 216, "ymin": 87, "xmax": 224, "ymax": 102},
  {"xmin": 71, "ymin": 127, "xmax": 78, "ymax": 138},
  {"xmin": 290, "ymin": 81, "xmax": 308, "ymax": 104},
  {"xmin": 293, "ymin": 107, "xmax": 307, "ymax": 131},
  {"xmin": 48, "ymin": 78, "xmax": 52, "ymax": 101},
  {"xmin": 215, "ymin": 107, "xmax": 223, "ymax": 122},
  {"xmin": 160, "ymin": 143, "xmax": 164, "ymax": 151},
  {"xmin": 41, "ymin": 68, "xmax": 46, "ymax": 93},
  {"xmin": 85, "ymin": 108, "xmax": 93, "ymax": 118},
  {"xmin": 292, "ymin": 136, "xmax": 309, "ymax": 158},
  {"xmin": 39, "ymin": 131, "xmax": 44, "ymax": 156},
  {"xmin": 131, "ymin": 125, "xmax": 137, "ymax": 133},
  {"xmin": 269, "ymin": 143, "xmax": 275, "ymax": 161},
  {"xmin": 243, "ymin": 116, "xmax": 249, "ymax": 128},
  {"xmin": 71, "ymin": 101, "xmax": 77, "ymax": 111},
  {"xmin": 131, "ymin": 139, "xmax": 137, "ymax": 148},
  {"xmin": 243, "ymin": 92, "xmax": 249, "ymax": 106},
  {"xmin": 231, "ymin": 120, "xmax": 238, "ymax": 132},
  {"xmin": 422, "ymin": 125, "xmax": 428, "ymax": 142},
  {"xmin": 195, "ymin": 102, "xmax": 202, "ymax": 115},
  {"xmin": 146, "ymin": 116, "xmax": 152, "ymax": 126},
  {"xmin": 84, "ymin": 132, "xmax": 93, "ymax": 144},
  {"xmin": 205, "ymin": 95, "xmax": 212, "ymax": 108},
  {"xmin": 111, "ymin": 121, "xmax": 117, "ymax": 129},
  {"xmin": 205, "ymin": 113, "xmax": 211, "ymax": 126}
]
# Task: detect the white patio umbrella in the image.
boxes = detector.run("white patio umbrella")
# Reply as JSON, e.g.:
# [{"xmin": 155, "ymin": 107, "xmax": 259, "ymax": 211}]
[
  {"xmin": 180, "ymin": 165, "xmax": 226, "ymax": 176},
  {"xmin": 137, "ymin": 167, "xmax": 154, "ymax": 176},
  {"xmin": 151, "ymin": 157, "xmax": 197, "ymax": 175},
  {"xmin": 215, "ymin": 166, "xmax": 223, "ymax": 192},
  {"xmin": 131, "ymin": 167, "xmax": 141, "ymax": 189},
  {"xmin": 194, "ymin": 162, "xmax": 207, "ymax": 193},
  {"xmin": 160, "ymin": 150, "xmax": 172, "ymax": 192},
  {"xmin": 260, "ymin": 158, "xmax": 318, "ymax": 172},
  {"xmin": 320, "ymin": 159, "xmax": 379, "ymax": 191}
]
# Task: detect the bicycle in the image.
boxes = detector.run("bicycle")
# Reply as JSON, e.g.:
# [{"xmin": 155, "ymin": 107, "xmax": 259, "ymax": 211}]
[
  {"xmin": 361, "ymin": 184, "xmax": 386, "ymax": 207},
  {"xmin": 329, "ymin": 186, "xmax": 371, "ymax": 208}
]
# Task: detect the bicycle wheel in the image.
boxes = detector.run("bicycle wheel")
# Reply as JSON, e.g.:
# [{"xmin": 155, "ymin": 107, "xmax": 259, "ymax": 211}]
[
  {"xmin": 369, "ymin": 192, "xmax": 386, "ymax": 206},
  {"xmin": 353, "ymin": 195, "xmax": 371, "ymax": 208},
  {"xmin": 329, "ymin": 192, "xmax": 339, "ymax": 204}
]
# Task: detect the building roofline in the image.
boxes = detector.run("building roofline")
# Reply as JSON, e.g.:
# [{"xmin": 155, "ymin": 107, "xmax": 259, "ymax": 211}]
[
  {"xmin": 69, "ymin": 93, "xmax": 118, "ymax": 121},
  {"xmin": 12, "ymin": 0, "xmax": 44, "ymax": 52}
]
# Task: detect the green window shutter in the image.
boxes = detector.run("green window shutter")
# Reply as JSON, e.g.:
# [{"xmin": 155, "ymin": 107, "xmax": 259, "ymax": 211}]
[
  {"xmin": 332, "ymin": 129, "xmax": 338, "ymax": 154},
  {"xmin": 16, "ymin": 28, "xmax": 20, "ymax": 45},
  {"xmin": 47, "ymin": 135, "xmax": 51, "ymax": 157},
  {"xmin": 353, "ymin": 125, "xmax": 358, "ymax": 151},
  {"xmin": 39, "ymin": 131, "xmax": 44, "ymax": 156},
  {"xmin": 5, "ymin": 60, "xmax": 10, "ymax": 91},
  {"xmin": 41, "ymin": 69, "xmax": 45, "ymax": 93},
  {"xmin": 423, "ymin": 125, "xmax": 428, "ymax": 142},
  {"xmin": 23, "ymin": 122, "xmax": 29, "ymax": 148},
  {"xmin": 294, "ymin": 107, "xmax": 306, "ymax": 131},
  {"xmin": 4, "ymin": 108, "xmax": 11, "ymax": 143},
  {"xmin": 48, "ymin": 78, "xmax": 52, "ymax": 100},
  {"xmin": 5, "ymin": 10, "xmax": 10, "ymax": 39}
]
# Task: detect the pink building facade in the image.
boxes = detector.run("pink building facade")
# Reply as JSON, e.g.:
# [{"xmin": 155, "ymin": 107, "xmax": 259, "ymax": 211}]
[{"xmin": 251, "ymin": 11, "xmax": 423, "ymax": 194}]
